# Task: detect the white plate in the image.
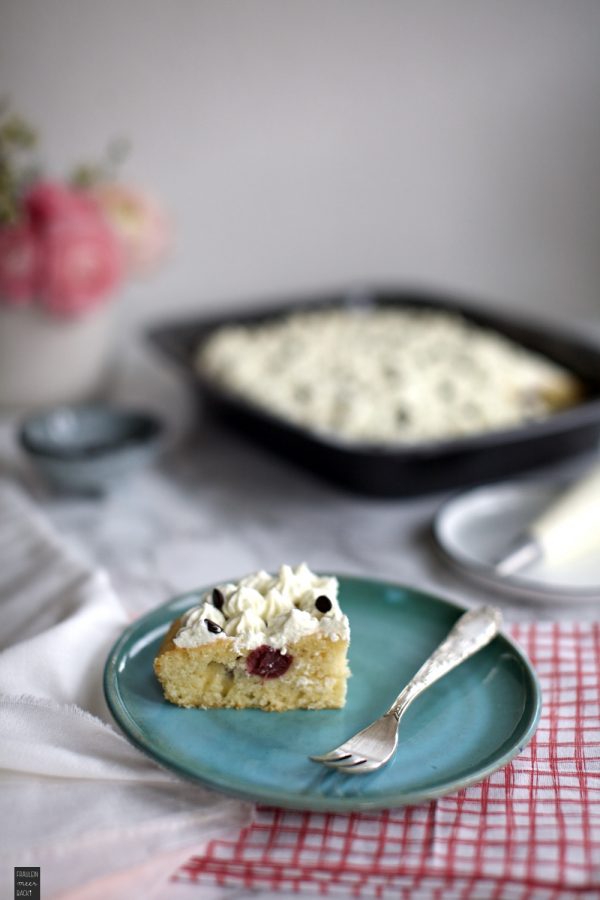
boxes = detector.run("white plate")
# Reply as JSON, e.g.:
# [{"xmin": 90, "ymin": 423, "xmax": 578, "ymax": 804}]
[{"xmin": 434, "ymin": 482, "xmax": 600, "ymax": 602}]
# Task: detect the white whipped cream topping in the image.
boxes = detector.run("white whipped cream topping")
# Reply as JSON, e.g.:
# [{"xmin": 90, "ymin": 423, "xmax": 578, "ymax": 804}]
[
  {"xmin": 223, "ymin": 586, "xmax": 266, "ymax": 619},
  {"xmin": 224, "ymin": 608, "xmax": 265, "ymax": 637},
  {"xmin": 263, "ymin": 587, "xmax": 293, "ymax": 620},
  {"xmin": 266, "ymin": 608, "xmax": 319, "ymax": 651},
  {"xmin": 174, "ymin": 602, "xmax": 227, "ymax": 648},
  {"xmin": 196, "ymin": 307, "xmax": 582, "ymax": 444},
  {"xmin": 173, "ymin": 563, "xmax": 349, "ymax": 651}
]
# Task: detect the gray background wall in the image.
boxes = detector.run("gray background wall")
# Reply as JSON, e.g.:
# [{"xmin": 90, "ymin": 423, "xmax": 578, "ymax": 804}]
[{"xmin": 2, "ymin": 0, "xmax": 600, "ymax": 329}]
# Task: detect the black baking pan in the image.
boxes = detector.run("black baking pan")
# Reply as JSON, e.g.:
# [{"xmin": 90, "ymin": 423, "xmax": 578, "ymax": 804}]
[{"xmin": 147, "ymin": 286, "xmax": 600, "ymax": 497}]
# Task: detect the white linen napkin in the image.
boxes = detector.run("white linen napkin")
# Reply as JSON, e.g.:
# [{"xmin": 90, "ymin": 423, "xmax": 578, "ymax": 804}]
[{"xmin": 0, "ymin": 480, "xmax": 252, "ymax": 899}]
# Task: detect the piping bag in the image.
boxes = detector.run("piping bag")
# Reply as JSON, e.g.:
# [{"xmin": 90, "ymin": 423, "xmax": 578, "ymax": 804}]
[{"xmin": 495, "ymin": 463, "xmax": 600, "ymax": 576}]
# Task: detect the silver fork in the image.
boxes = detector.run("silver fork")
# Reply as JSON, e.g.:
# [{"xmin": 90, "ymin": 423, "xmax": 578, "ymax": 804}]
[{"xmin": 310, "ymin": 605, "xmax": 502, "ymax": 775}]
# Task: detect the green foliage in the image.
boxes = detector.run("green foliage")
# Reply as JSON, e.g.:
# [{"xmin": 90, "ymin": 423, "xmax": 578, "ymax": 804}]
[
  {"xmin": 0, "ymin": 100, "xmax": 39, "ymax": 223},
  {"xmin": 0, "ymin": 99, "xmax": 131, "ymax": 224},
  {"xmin": 71, "ymin": 136, "xmax": 130, "ymax": 188}
]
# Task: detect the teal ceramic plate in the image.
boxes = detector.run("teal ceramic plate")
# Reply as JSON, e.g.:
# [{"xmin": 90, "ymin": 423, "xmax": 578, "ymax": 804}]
[{"xmin": 104, "ymin": 575, "xmax": 541, "ymax": 811}]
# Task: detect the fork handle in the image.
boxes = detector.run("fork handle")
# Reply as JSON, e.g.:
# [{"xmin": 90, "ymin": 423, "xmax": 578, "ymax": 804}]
[{"xmin": 387, "ymin": 606, "xmax": 502, "ymax": 721}]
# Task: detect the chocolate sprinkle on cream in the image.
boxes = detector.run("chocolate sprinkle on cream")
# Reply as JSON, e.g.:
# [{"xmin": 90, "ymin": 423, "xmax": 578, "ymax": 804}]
[
  {"xmin": 315, "ymin": 595, "xmax": 332, "ymax": 613},
  {"xmin": 204, "ymin": 619, "xmax": 223, "ymax": 634},
  {"xmin": 211, "ymin": 588, "xmax": 225, "ymax": 610}
]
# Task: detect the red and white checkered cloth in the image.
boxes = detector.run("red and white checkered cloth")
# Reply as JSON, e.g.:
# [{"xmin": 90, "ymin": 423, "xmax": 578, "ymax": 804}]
[{"xmin": 173, "ymin": 622, "xmax": 600, "ymax": 899}]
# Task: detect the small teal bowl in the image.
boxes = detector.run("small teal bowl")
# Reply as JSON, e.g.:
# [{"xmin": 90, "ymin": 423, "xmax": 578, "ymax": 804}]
[{"xmin": 19, "ymin": 405, "xmax": 165, "ymax": 494}]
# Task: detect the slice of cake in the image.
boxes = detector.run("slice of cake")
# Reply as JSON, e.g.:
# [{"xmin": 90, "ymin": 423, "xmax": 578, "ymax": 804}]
[{"xmin": 154, "ymin": 563, "xmax": 350, "ymax": 711}]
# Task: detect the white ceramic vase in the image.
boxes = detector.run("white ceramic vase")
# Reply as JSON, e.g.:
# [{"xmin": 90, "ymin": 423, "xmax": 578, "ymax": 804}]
[{"xmin": 0, "ymin": 302, "xmax": 114, "ymax": 412}]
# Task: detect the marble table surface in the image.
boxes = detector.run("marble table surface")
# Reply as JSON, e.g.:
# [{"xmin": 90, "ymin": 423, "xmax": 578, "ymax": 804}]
[{"xmin": 4, "ymin": 338, "xmax": 598, "ymax": 625}]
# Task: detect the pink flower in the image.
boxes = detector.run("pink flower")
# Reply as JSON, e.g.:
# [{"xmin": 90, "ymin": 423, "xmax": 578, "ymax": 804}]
[
  {"xmin": 26, "ymin": 180, "xmax": 98, "ymax": 229},
  {"xmin": 25, "ymin": 181, "xmax": 123, "ymax": 317},
  {"xmin": 38, "ymin": 219, "xmax": 122, "ymax": 316},
  {"xmin": 89, "ymin": 183, "xmax": 169, "ymax": 276},
  {"xmin": 0, "ymin": 221, "xmax": 39, "ymax": 304},
  {"xmin": 0, "ymin": 177, "xmax": 167, "ymax": 318}
]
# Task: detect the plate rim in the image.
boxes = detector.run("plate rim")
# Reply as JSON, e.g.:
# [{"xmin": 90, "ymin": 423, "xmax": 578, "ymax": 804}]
[
  {"xmin": 104, "ymin": 574, "xmax": 542, "ymax": 812},
  {"xmin": 433, "ymin": 482, "xmax": 600, "ymax": 602}
]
